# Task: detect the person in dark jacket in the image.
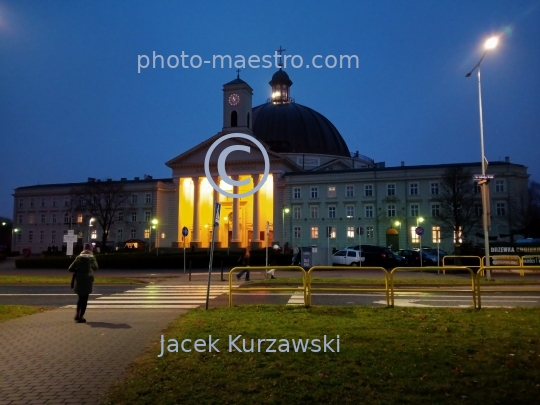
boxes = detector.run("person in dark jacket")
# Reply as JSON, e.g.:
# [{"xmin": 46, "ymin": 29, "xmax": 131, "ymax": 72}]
[
  {"xmin": 69, "ymin": 243, "xmax": 98, "ymax": 323},
  {"xmin": 236, "ymin": 245, "xmax": 251, "ymax": 281}
]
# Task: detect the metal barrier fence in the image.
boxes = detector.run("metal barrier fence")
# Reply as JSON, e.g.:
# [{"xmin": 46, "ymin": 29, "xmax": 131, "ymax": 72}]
[
  {"xmin": 228, "ymin": 266, "xmax": 306, "ymax": 307},
  {"xmin": 306, "ymin": 266, "xmax": 390, "ymax": 306},
  {"xmin": 390, "ymin": 266, "xmax": 478, "ymax": 309}
]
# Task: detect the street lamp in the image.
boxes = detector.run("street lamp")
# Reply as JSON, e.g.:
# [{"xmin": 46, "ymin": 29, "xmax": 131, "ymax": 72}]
[
  {"xmin": 466, "ymin": 35, "xmax": 499, "ymax": 280},
  {"xmin": 88, "ymin": 217, "xmax": 95, "ymax": 243},
  {"xmin": 416, "ymin": 217, "xmax": 424, "ymax": 267},
  {"xmin": 282, "ymin": 207, "xmax": 290, "ymax": 249},
  {"xmin": 394, "ymin": 220, "xmax": 401, "ymax": 250},
  {"xmin": 151, "ymin": 219, "xmax": 159, "ymax": 256}
]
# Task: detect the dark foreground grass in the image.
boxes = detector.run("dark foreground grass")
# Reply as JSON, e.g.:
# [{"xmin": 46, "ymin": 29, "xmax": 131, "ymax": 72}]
[
  {"xmin": 103, "ymin": 306, "xmax": 540, "ymax": 405},
  {"xmin": 0, "ymin": 305, "xmax": 46, "ymax": 323}
]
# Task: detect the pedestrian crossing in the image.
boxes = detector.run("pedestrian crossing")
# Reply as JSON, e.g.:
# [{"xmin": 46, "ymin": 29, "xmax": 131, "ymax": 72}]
[
  {"xmin": 287, "ymin": 289, "xmax": 305, "ymax": 306},
  {"xmin": 63, "ymin": 284, "xmax": 236, "ymax": 309}
]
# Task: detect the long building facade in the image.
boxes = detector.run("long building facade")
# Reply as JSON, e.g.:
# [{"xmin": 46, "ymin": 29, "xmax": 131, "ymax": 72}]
[{"xmin": 11, "ymin": 69, "xmax": 530, "ymax": 254}]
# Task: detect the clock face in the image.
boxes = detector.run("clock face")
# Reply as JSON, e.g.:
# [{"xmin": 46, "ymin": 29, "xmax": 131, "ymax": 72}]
[{"xmin": 228, "ymin": 93, "xmax": 240, "ymax": 106}]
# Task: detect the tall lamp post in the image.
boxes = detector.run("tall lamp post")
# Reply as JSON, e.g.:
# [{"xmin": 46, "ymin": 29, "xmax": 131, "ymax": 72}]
[
  {"xmin": 282, "ymin": 207, "xmax": 290, "ymax": 249},
  {"xmin": 87, "ymin": 217, "xmax": 95, "ymax": 243},
  {"xmin": 151, "ymin": 219, "xmax": 158, "ymax": 256},
  {"xmin": 394, "ymin": 220, "xmax": 401, "ymax": 250},
  {"xmin": 416, "ymin": 217, "xmax": 424, "ymax": 267},
  {"xmin": 466, "ymin": 36, "xmax": 499, "ymax": 280}
]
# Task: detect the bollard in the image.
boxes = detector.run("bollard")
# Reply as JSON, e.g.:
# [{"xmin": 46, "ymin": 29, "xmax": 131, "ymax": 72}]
[
  {"xmin": 221, "ymin": 260, "xmax": 224, "ymax": 281},
  {"xmin": 189, "ymin": 261, "xmax": 192, "ymax": 281}
]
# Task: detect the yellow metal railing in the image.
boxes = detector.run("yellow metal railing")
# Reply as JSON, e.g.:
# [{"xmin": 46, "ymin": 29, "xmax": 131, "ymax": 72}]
[
  {"xmin": 306, "ymin": 266, "xmax": 390, "ymax": 307},
  {"xmin": 228, "ymin": 266, "xmax": 306, "ymax": 307},
  {"xmin": 390, "ymin": 266, "xmax": 478, "ymax": 309}
]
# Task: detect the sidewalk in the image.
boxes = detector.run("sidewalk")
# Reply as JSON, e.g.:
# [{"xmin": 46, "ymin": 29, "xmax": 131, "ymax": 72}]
[{"xmin": 0, "ymin": 307, "xmax": 187, "ymax": 404}]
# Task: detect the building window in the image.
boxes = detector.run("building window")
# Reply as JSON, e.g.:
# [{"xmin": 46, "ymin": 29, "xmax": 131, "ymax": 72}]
[
  {"xmin": 91, "ymin": 230, "xmax": 97, "ymax": 240},
  {"xmin": 387, "ymin": 205, "xmax": 396, "ymax": 217},
  {"xmin": 496, "ymin": 202, "xmax": 506, "ymax": 216},
  {"xmin": 411, "ymin": 227, "xmax": 419, "ymax": 244},
  {"xmin": 30, "ymin": 198, "xmax": 35, "ymax": 208},
  {"xmin": 387, "ymin": 184, "xmax": 396, "ymax": 196},
  {"xmin": 131, "ymin": 229, "xmax": 137, "ymax": 239},
  {"xmin": 495, "ymin": 180, "xmax": 505, "ymax": 193},
  {"xmin": 432, "ymin": 226, "xmax": 441, "ymax": 244},
  {"xmin": 311, "ymin": 226, "xmax": 319, "ymax": 239},
  {"xmin": 145, "ymin": 211, "xmax": 151, "ymax": 222},
  {"xmin": 346, "ymin": 205, "xmax": 355, "ymax": 218},
  {"xmin": 364, "ymin": 185, "xmax": 373, "ymax": 197},
  {"xmin": 431, "ymin": 203, "xmax": 440, "ymax": 217},
  {"xmin": 64, "ymin": 197, "xmax": 70, "ymax": 207},
  {"xmin": 18, "ymin": 198, "xmax": 24, "ymax": 208},
  {"xmin": 328, "ymin": 186, "xmax": 336, "ymax": 198},
  {"xmin": 144, "ymin": 229, "xmax": 150, "ymax": 238},
  {"xmin": 294, "ymin": 226, "xmax": 301, "ymax": 239},
  {"xmin": 17, "ymin": 214, "xmax": 23, "ymax": 224},
  {"xmin": 40, "ymin": 230, "xmax": 45, "ymax": 243},
  {"xmin": 365, "ymin": 205, "xmax": 374, "ymax": 218},
  {"xmin": 410, "ymin": 204, "xmax": 419, "ymax": 217},
  {"xmin": 345, "ymin": 185, "xmax": 354, "ymax": 198},
  {"xmin": 64, "ymin": 213, "xmax": 71, "ymax": 224},
  {"xmin": 52, "ymin": 197, "xmax": 57, "ymax": 207},
  {"xmin": 145, "ymin": 193, "xmax": 152, "ymax": 204},
  {"xmin": 310, "ymin": 206, "xmax": 319, "ymax": 219},
  {"xmin": 28, "ymin": 214, "xmax": 35, "ymax": 224},
  {"xmin": 41, "ymin": 198, "xmax": 46, "ymax": 208},
  {"xmin": 28, "ymin": 230, "xmax": 33, "ymax": 243},
  {"xmin": 310, "ymin": 187, "xmax": 319, "ymax": 199},
  {"xmin": 77, "ymin": 214, "xmax": 83, "ymax": 223},
  {"xmin": 17, "ymin": 232, "xmax": 22, "ymax": 243},
  {"xmin": 328, "ymin": 206, "xmax": 336, "ymax": 218},
  {"xmin": 117, "ymin": 229, "xmax": 123, "ymax": 241},
  {"xmin": 293, "ymin": 206, "xmax": 301, "ymax": 219},
  {"xmin": 430, "ymin": 182, "xmax": 439, "ymax": 195},
  {"xmin": 41, "ymin": 214, "xmax": 46, "ymax": 224},
  {"xmin": 118, "ymin": 211, "xmax": 124, "ymax": 221},
  {"xmin": 347, "ymin": 226, "xmax": 355, "ymax": 238},
  {"xmin": 52, "ymin": 214, "xmax": 57, "ymax": 224},
  {"xmin": 326, "ymin": 226, "xmax": 336, "ymax": 238},
  {"xmin": 51, "ymin": 230, "xmax": 56, "ymax": 244},
  {"xmin": 409, "ymin": 183, "xmax": 419, "ymax": 195},
  {"xmin": 366, "ymin": 226, "xmax": 374, "ymax": 239},
  {"xmin": 293, "ymin": 187, "xmax": 301, "ymax": 199},
  {"xmin": 131, "ymin": 212, "xmax": 137, "ymax": 222},
  {"xmin": 131, "ymin": 194, "xmax": 138, "ymax": 204}
]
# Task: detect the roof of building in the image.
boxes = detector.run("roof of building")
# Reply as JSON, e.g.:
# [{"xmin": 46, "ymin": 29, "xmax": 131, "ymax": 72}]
[{"xmin": 15, "ymin": 177, "xmax": 174, "ymax": 191}]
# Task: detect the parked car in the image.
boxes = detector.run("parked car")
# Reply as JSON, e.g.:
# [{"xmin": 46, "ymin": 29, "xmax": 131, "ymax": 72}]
[
  {"xmin": 393, "ymin": 251, "xmax": 407, "ymax": 266},
  {"xmin": 346, "ymin": 245, "xmax": 396, "ymax": 267},
  {"xmin": 398, "ymin": 249, "xmax": 440, "ymax": 266},
  {"xmin": 332, "ymin": 249, "xmax": 365, "ymax": 266}
]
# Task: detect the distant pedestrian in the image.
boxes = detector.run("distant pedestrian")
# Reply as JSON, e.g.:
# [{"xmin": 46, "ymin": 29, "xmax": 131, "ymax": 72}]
[
  {"xmin": 266, "ymin": 245, "xmax": 279, "ymax": 279},
  {"xmin": 292, "ymin": 245, "xmax": 300, "ymax": 265},
  {"xmin": 69, "ymin": 243, "xmax": 98, "ymax": 323},
  {"xmin": 236, "ymin": 245, "xmax": 251, "ymax": 281}
]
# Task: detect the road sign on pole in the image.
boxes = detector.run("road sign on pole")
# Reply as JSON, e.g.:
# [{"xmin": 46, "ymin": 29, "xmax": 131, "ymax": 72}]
[
  {"xmin": 206, "ymin": 203, "xmax": 221, "ymax": 310},
  {"xmin": 415, "ymin": 227, "xmax": 425, "ymax": 236},
  {"xmin": 182, "ymin": 227, "xmax": 189, "ymax": 273}
]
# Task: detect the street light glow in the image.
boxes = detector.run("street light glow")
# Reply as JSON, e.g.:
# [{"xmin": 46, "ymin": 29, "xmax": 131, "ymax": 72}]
[
  {"xmin": 484, "ymin": 36, "xmax": 499, "ymax": 50},
  {"xmin": 284, "ymin": 208, "xmax": 290, "ymax": 214}
]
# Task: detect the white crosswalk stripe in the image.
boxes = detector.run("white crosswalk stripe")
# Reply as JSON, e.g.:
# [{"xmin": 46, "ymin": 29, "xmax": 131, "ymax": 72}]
[
  {"xmin": 63, "ymin": 284, "xmax": 236, "ymax": 309},
  {"xmin": 287, "ymin": 289, "xmax": 305, "ymax": 306}
]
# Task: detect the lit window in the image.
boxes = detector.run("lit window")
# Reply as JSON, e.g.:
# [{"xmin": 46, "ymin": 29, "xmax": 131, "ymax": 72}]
[
  {"xmin": 310, "ymin": 206, "xmax": 319, "ymax": 219},
  {"xmin": 432, "ymin": 226, "xmax": 441, "ymax": 244},
  {"xmin": 364, "ymin": 185, "xmax": 373, "ymax": 197},
  {"xmin": 365, "ymin": 205, "xmax": 373, "ymax": 218},
  {"xmin": 326, "ymin": 226, "xmax": 336, "ymax": 238},
  {"xmin": 91, "ymin": 230, "xmax": 97, "ymax": 239},
  {"xmin": 144, "ymin": 229, "xmax": 150, "ymax": 238},
  {"xmin": 311, "ymin": 226, "xmax": 319, "ymax": 238},
  {"xmin": 328, "ymin": 186, "xmax": 336, "ymax": 198},
  {"xmin": 346, "ymin": 205, "xmax": 354, "ymax": 218},
  {"xmin": 346, "ymin": 185, "xmax": 354, "ymax": 197},
  {"xmin": 77, "ymin": 214, "xmax": 83, "ymax": 223},
  {"xmin": 411, "ymin": 227, "xmax": 419, "ymax": 243},
  {"xmin": 409, "ymin": 183, "xmax": 418, "ymax": 195},
  {"xmin": 347, "ymin": 226, "xmax": 355, "ymax": 238}
]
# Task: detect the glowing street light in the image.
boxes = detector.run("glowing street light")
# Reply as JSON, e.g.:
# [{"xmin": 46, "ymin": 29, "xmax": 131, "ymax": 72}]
[
  {"xmin": 282, "ymin": 207, "xmax": 290, "ymax": 249},
  {"xmin": 152, "ymin": 218, "xmax": 159, "ymax": 256},
  {"xmin": 88, "ymin": 217, "xmax": 95, "ymax": 242},
  {"xmin": 416, "ymin": 217, "xmax": 424, "ymax": 267},
  {"xmin": 465, "ymin": 35, "xmax": 500, "ymax": 280}
]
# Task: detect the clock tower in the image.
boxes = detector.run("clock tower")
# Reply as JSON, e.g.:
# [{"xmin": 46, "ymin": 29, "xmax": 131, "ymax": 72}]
[{"xmin": 222, "ymin": 72, "xmax": 253, "ymax": 134}]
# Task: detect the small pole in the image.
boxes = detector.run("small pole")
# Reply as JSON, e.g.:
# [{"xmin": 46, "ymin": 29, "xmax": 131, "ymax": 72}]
[{"xmin": 189, "ymin": 261, "xmax": 192, "ymax": 281}]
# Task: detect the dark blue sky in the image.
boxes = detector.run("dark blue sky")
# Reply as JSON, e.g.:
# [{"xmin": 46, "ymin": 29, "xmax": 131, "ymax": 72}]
[{"xmin": 1, "ymin": 1, "xmax": 539, "ymax": 218}]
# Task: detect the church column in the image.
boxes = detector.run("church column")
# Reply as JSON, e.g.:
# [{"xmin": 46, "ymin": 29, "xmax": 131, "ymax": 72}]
[
  {"xmin": 192, "ymin": 177, "xmax": 201, "ymax": 248},
  {"xmin": 230, "ymin": 175, "xmax": 241, "ymax": 249},
  {"xmin": 212, "ymin": 176, "xmax": 221, "ymax": 248},
  {"xmin": 251, "ymin": 174, "xmax": 261, "ymax": 249}
]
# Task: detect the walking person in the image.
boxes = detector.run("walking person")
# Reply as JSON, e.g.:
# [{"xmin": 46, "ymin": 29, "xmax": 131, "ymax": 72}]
[
  {"xmin": 266, "ymin": 244, "xmax": 279, "ymax": 279},
  {"xmin": 292, "ymin": 245, "xmax": 300, "ymax": 266},
  {"xmin": 69, "ymin": 243, "xmax": 98, "ymax": 323},
  {"xmin": 236, "ymin": 245, "xmax": 251, "ymax": 281}
]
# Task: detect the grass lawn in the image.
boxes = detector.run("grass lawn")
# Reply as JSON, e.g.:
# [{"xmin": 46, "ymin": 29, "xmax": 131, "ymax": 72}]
[
  {"xmin": 0, "ymin": 305, "xmax": 47, "ymax": 323},
  {"xmin": 103, "ymin": 306, "xmax": 540, "ymax": 405},
  {"xmin": 0, "ymin": 275, "xmax": 147, "ymax": 285}
]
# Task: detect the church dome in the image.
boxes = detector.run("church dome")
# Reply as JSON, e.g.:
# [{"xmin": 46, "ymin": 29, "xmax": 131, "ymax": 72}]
[{"xmin": 251, "ymin": 69, "xmax": 350, "ymax": 157}]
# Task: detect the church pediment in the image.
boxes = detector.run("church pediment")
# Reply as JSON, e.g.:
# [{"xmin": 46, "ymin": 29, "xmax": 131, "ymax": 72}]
[{"xmin": 311, "ymin": 158, "xmax": 353, "ymax": 171}]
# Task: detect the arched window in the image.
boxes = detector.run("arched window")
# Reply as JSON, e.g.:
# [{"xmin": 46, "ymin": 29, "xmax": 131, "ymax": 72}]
[
  {"xmin": 231, "ymin": 110, "xmax": 238, "ymax": 127},
  {"xmin": 247, "ymin": 112, "xmax": 250, "ymax": 128}
]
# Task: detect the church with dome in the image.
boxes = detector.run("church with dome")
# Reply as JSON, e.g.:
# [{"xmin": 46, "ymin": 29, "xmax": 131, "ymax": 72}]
[{"xmin": 11, "ymin": 68, "xmax": 529, "ymax": 255}]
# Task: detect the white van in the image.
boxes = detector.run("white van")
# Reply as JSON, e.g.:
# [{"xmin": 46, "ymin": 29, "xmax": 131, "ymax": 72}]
[{"xmin": 332, "ymin": 249, "xmax": 365, "ymax": 266}]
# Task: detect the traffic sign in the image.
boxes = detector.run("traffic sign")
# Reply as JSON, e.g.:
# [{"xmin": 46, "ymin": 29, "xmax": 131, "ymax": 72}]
[
  {"xmin": 356, "ymin": 227, "xmax": 364, "ymax": 236},
  {"xmin": 473, "ymin": 174, "xmax": 495, "ymax": 180},
  {"xmin": 182, "ymin": 227, "xmax": 189, "ymax": 237},
  {"xmin": 415, "ymin": 226, "xmax": 425, "ymax": 236},
  {"xmin": 213, "ymin": 202, "xmax": 221, "ymax": 227}
]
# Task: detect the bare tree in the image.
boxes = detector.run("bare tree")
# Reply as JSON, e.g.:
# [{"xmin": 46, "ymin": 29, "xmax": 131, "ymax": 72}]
[
  {"xmin": 71, "ymin": 181, "xmax": 127, "ymax": 250},
  {"xmin": 433, "ymin": 166, "xmax": 481, "ymax": 243},
  {"xmin": 513, "ymin": 180, "xmax": 540, "ymax": 238}
]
